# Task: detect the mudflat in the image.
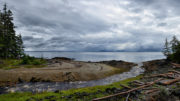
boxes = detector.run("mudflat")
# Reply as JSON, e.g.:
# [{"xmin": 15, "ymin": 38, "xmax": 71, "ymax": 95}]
[{"xmin": 0, "ymin": 58, "xmax": 136, "ymax": 86}]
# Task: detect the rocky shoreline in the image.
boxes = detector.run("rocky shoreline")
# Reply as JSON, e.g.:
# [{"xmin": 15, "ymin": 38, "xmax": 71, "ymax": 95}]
[
  {"xmin": 77, "ymin": 59, "xmax": 180, "ymax": 101},
  {"xmin": 119, "ymin": 59, "xmax": 180, "ymax": 101},
  {"xmin": 1, "ymin": 58, "xmax": 179, "ymax": 101}
]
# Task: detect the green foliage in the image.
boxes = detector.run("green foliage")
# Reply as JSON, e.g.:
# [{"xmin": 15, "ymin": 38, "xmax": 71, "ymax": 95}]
[
  {"xmin": 0, "ymin": 56, "xmax": 46, "ymax": 69},
  {"xmin": 163, "ymin": 36, "xmax": 180, "ymax": 63},
  {"xmin": 0, "ymin": 59, "xmax": 22, "ymax": 69},
  {"xmin": 0, "ymin": 4, "xmax": 24, "ymax": 59},
  {"xmin": 21, "ymin": 55, "xmax": 46, "ymax": 65}
]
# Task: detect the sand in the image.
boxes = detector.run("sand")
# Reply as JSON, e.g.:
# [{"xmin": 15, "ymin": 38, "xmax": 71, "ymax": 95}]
[{"xmin": 0, "ymin": 58, "xmax": 136, "ymax": 86}]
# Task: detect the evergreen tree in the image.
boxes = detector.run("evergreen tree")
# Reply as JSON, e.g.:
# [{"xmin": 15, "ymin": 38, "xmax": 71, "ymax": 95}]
[
  {"xmin": 162, "ymin": 38, "xmax": 171, "ymax": 57},
  {"xmin": 163, "ymin": 36, "xmax": 180, "ymax": 63},
  {"xmin": 0, "ymin": 9, "xmax": 5, "ymax": 57},
  {"xmin": 0, "ymin": 9, "xmax": 3, "ymax": 51},
  {"xmin": 170, "ymin": 35, "xmax": 180, "ymax": 53},
  {"xmin": 0, "ymin": 4, "xmax": 24, "ymax": 59}
]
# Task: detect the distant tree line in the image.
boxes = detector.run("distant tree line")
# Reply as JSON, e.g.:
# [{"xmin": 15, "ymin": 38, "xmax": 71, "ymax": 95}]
[
  {"xmin": 0, "ymin": 4, "xmax": 24, "ymax": 59},
  {"xmin": 163, "ymin": 35, "xmax": 180, "ymax": 63}
]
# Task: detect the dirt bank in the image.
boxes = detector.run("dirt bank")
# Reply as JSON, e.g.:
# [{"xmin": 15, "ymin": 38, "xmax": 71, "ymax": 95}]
[{"xmin": 0, "ymin": 58, "xmax": 136, "ymax": 86}]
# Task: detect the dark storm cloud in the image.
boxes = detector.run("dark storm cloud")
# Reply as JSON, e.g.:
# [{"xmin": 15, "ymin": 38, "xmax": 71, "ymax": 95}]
[{"xmin": 2, "ymin": 0, "xmax": 180, "ymax": 51}]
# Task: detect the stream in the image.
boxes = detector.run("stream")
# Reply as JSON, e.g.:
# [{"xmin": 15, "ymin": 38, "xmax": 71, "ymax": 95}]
[{"xmin": 3, "ymin": 63, "xmax": 144, "ymax": 93}]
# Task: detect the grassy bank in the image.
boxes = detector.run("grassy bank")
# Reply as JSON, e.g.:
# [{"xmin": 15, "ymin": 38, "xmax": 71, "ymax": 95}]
[
  {"xmin": 0, "ymin": 75, "xmax": 142, "ymax": 101},
  {"xmin": 0, "ymin": 58, "xmax": 47, "ymax": 70}
]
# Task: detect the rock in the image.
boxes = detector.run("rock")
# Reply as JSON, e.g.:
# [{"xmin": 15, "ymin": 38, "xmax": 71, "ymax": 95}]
[
  {"xmin": 0, "ymin": 87, "xmax": 6, "ymax": 94},
  {"xmin": 105, "ymin": 88, "xmax": 112, "ymax": 93},
  {"xmin": 97, "ymin": 89, "xmax": 102, "ymax": 93},
  {"xmin": 74, "ymin": 92, "xmax": 89, "ymax": 98},
  {"xmin": 81, "ymin": 92, "xmax": 89, "ymax": 96},
  {"xmin": 44, "ymin": 95, "xmax": 55, "ymax": 99},
  {"xmin": 18, "ymin": 78, "xmax": 24, "ymax": 83},
  {"xmin": 99, "ymin": 60, "xmax": 136, "ymax": 69},
  {"xmin": 54, "ymin": 90, "xmax": 61, "ymax": 93},
  {"xmin": 65, "ymin": 95, "xmax": 72, "ymax": 99},
  {"xmin": 30, "ymin": 77, "xmax": 41, "ymax": 82},
  {"xmin": 52, "ymin": 57, "xmax": 74, "ymax": 61},
  {"xmin": 111, "ymin": 87, "xmax": 118, "ymax": 93}
]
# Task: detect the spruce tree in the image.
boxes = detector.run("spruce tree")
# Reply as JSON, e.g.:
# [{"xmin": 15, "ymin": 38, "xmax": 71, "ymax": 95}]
[
  {"xmin": 163, "ymin": 38, "xmax": 170, "ymax": 57},
  {"xmin": 0, "ymin": 4, "xmax": 24, "ymax": 59},
  {"xmin": 170, "ymin": 35, "xmax": 180, "ymax": 53},
  {"xmin": 0, "ymin": 9, "xmax": 3, "ymax": 51}
]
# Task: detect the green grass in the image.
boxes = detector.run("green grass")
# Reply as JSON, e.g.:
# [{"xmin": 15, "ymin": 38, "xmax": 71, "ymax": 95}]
[
  {"xmin": 0, "ymin": 75, "xmax": 142, "ymax": 101},
  {"xmin": 0, "ymin": 58, "xmax": 47, "ymax": 70}
]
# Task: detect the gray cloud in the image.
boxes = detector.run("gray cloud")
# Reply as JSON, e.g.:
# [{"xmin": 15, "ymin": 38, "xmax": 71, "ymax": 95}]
[{"xmin": 2, "ymin": 0, "xmax": 180, "ymax": 51}]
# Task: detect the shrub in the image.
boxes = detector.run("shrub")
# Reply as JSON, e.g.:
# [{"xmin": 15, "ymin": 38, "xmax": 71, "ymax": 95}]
[{"xmin": 21, "ymin": 55, "xmax": 46, "ymax": 65}]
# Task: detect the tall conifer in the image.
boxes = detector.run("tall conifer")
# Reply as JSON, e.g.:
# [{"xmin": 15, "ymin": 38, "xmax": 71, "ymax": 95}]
[{"xmin": 0, "ymin": 4, "xmax": 24, "ymax": 59}]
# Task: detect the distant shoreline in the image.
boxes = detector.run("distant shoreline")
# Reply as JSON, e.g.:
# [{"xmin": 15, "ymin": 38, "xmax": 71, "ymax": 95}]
[{"xmin": 25, "ymin": 51, "xmax": 162, "ymax": 52}]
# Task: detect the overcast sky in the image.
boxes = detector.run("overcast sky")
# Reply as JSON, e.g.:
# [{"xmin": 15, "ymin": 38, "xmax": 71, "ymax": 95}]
[{"xmin": 2, "ymin": 0, "xmax": 180, "ymax": 51}]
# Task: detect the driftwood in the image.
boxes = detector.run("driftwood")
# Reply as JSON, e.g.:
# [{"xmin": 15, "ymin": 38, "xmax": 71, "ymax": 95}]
[
  {"xmin": 120, "ymin": 84, "xmax": 131, "ymax": 89},
  {"xmin": 144, "ymin": 73, "xmax": 173, "ymax": 78},
  {"xmin": 160, "ymin": 77, "xmax": 180, "ymax": 85},
  {"xmin": 131, "ymin": 83, "xmax": 144, "ymax": 86},
  {"xmin": 129, "ymin": 80, "xmax": 145, "ymax": 87},
  {"xmin": 172, "ymin": 63, "xmax": 180, "ymax": 68},
  {"xmin": 132, "ymin": 80, "xmax": 144, "ymax": 85},
  {"xmin": 92, "ymin": 78, "xmax": 163, "ymax": 101},
  {"xmin": 168, "ymin": 70, "xmax": 180, "ymax": 75}
]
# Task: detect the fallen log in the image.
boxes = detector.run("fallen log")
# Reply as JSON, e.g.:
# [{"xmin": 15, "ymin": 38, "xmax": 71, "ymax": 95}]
[
  {"xmin": 131, "ymin": 83, "xmax": 144, "ymax": 86},
  {"xmin": 132, "ymin": 80, "xmax": 144, "ymax": 85},
  {"xmin": 171, "ymin": 63, "xmax": 180, "ymax": 68},
  {"xmin": 168, "ymin": 70, "xmax": 180, "ymax": 75},
  {"xmin": 92, "ymin": 78, "xmax": 163, "ymax": 101},
  {"xmin": 160, "ymin": 77, "xmax": 180, "ymax": 85},
  {"xmin": 120, "ymin": 84, "xmax": 131, "ymax": 89},
  {"xmin": 144, "ymin": 73, "xmax": 173, "ymax": 78}
]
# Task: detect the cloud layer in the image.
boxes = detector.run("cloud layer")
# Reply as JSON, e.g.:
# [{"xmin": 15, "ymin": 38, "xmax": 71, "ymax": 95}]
[{"xmin": 2, "ymin": 0, "xmax": 180, "ymax": 51}]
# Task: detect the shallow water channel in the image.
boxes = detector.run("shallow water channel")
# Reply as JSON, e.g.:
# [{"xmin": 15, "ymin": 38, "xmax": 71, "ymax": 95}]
[{"xmin": 4, "ymin": 63, "xmax": 144, "ymax": 93}]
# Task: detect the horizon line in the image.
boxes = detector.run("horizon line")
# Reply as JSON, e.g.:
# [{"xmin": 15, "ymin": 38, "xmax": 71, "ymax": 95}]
[{"xmin": 25, "ymin": 51, "xmax": 162, "ymax": 52}]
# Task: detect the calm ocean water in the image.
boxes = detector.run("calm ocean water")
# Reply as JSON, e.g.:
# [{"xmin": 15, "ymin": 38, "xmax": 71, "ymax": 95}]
[{"xmin": 25, "ymin": 52, "xmax": 165, "ymax": 63}]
